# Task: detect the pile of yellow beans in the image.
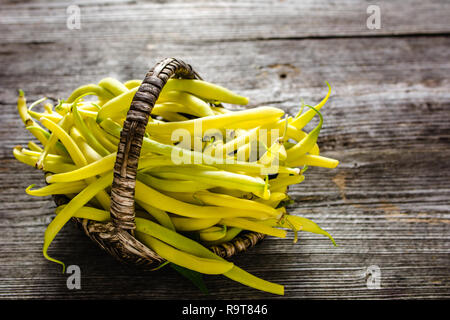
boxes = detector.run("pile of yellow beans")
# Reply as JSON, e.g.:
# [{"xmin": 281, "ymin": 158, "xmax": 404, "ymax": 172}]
[{"xmin": 13, "ymin": 77, "xmax": 338, "ymax": 295}]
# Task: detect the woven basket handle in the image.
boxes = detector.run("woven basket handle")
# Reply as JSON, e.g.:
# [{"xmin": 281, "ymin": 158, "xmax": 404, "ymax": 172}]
[{"xmin": 109, "ymin": 58, "xmax": 200, "ymax": 230}]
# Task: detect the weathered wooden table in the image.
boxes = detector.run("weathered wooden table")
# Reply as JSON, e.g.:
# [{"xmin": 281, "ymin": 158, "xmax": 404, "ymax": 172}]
[{"xmin": 1, "ymin": 0, "xmax": 449, "ymax": 300}]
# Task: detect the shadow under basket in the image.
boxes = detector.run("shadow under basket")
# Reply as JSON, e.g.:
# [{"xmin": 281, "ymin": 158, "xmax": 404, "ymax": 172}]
[{"xmin": 52, "ymin": 58, "xmax": 265, "ymax": 270}]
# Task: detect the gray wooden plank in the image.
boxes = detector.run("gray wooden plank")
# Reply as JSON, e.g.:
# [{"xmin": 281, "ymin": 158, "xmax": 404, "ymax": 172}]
[
  {"xmin": 0, "ymin": 2, "xmax": 449, "ymax": 300},
  {"xmin": 0, "ymin": 0, "xmax": 450, "ymax": 45}
]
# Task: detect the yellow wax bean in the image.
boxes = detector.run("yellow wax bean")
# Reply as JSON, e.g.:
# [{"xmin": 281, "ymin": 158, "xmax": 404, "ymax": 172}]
[
  {"xmin": 66, "ymin": 84, "xmax": 114, "ymax": 103},
  {"xmin": 211, "ymin": 106, "xmax": 231, "ymax": 114},
  {"xmin": 220, "ymin": 218, "xmax": 287, "ymax": 238},
  {"xmin": 73, "ymin": 104, "xmax": 109, "ymax": 157},
  {"xmin": 77, "ymin": 108, "xmax": 98, "ymax": 119},
  {"xmin": 269, "ymin": 175, "xmax": 305, "ymax": 190},
  {"xmin": 153, "ymin": 102, "xmax": 204, "ymax": 118},
  {"xmin": 36, "ymin": 114, "xmax": 73, "ymax": 170},
  {"xmin": 45, "ymin": 152, "xmax": 171, "ymax": 183},
  {"xmin": 25, "ymin": 125, "xmax": 68, "ymax": 156},
  {"xmin": 145, "ymin": 107, "xmax": 284, "ymax": 137},
  {"xmin": 154, "ymin": 110, "xmax": 189, "ymax": 122},
  {"xmin": 286, "ymin": 154, "xmax": 339, "ymax": 169},
  {"xmin": 286, "ymin": 215, "xmax": 336, "ymax": 246},
  {"xmin": 194, "ymin": 191, "xmax": 279, "ymax": 217},
  {"xmin": 138, "ymin": 173, "xmax": 213, "ymax": 192},
  {"xmin": 198, "ymin": 226, "xmax": 227, "ymax": 242},
  {"xmin": 56, "ymin": 205, "xmax": 111, "ymax": 222},
  {"xmin": 201, "ymin": 227, "xmax": 242, "ymax": 246},
  {"xmin": 13, "ymin": 146, "xmax": 76, "ymax": 173},
  {"xmin": 258, "ymin": 139, "xmax": 287, "ymax": 169},
  {"xmin": 20, "ymin": 149, "xmax": 72, "ymax": 163},
  {"xmin": 70, "ymin": 127, "xmax": 102, "ymax": 163},
  {"xmin": 254, "ymin": 198, "xmax": 286, "ymax": 209},
  {"xmin": 170, "ymin": 216, "xmax": 221, "ymax": 232},
  {"xmin": 270, "ymin": 185, "xmax": 288, "ymax": 195},
  {"xmin": 157, "ymin": 91, "xmax": 214, "ymax": 117},
  {"xmin": 40, "ymin": 116, "xmax": 110, "ymax": 210},
  {"xmin": 46, "ymin": 152, "xmax": 116, "ymax": 183},
  {"xmin": 161, "ymin": 79, "xmax": 249, "ymax": 105},
  {"xmin": 133, "ymin": 217, "xmax": 284, "ymax": 295},
  {"xmin": 136, "ymin": 200, "xmax": 175, "ymax": 231},
  {"xmin": 217, "ymin": 118, "xmax": 293, "ymax": 159},
  {"xmin": 96, "ymin": 87, "xmax": 139, "ymax": 123},
  {"xmin": 216, "ymin": 127, "xmax": 258, "ymax": 156},
  {"xmin": 255, "ymin": 192, "xmax": 287, "ymax": 205},
  {"xmin": 85, "ymin": 117, "xmax": 118, "ymax": 152},
  {"xmin": 28, "ymin": 109, "xmax": 62, "ymax": 123},
  {"xmin": 90, "ymin": 117, "xmax": 120, "ymax": 147},
  {"xmin": 98, "ymin": 77, "xmax": 129, "ymax": 97},
  {"xmin": 43, "ymin": 102, "xmax": 53, "ymax": 114},
  {"xmin": 135, "ymin": 233, "xmax": 234, "ymax": 275},
  {"xmin": 236, "ymin": 142, "xmax": 252, "ymax": 161},
  {"xmin": 290, "ymin": 82, "xmax": 331, "ymax": 130},
  {"xmin": 78, "ymin": 101, "xmax": 100, "ymax": 111},
  {"xmin": 286, "ymin": 105, "xmax": 322, "ymax": 160},
  {"xmin": 225, "ymin": 266, "xmax": 284, "ymax": 296},
  {"xmin": 159, "ymin": 191, "xmax": 204, "ymax": 205},
  {"xmin": 149, "ymin": 167, "xmax": 266, "ymax": 197},
  {"xmin": 123, "ymin": 79, "xmax": 142, "ymax": 89},
  {"xmin": 262, "ymin": 215, "xmax": 336, "ymax": 246},
  {"xmin": 208, "ymin": 187, "xmax": 252, "ymax": 199},
  {"xmin": 153, "ymin": 171, "xmax": 267, "ymax": 199},
  {"xmin": 26, "ymin": 181, "xmax": 87, "ymax": 196},
  {"xmin": 27, "ymin": 141, "xmax": 43, "ymax": 152},
  {"xmin": 100, "ymin": 118, "xmax": 298, "ymax": 176},
  {"xmin": 135, "ymin": 181, "xmax": 268, "ymax": 220},
  {"xmin": 39, "ymin": 117, "xmax": 87, "ymax": 167},
  {"xmin": 43, "ymin": 172, "xmax": 113, "ymax": 272},
  {"xmin": 17, "ymin": 90, "xmax": 35, "ymax": 126}
]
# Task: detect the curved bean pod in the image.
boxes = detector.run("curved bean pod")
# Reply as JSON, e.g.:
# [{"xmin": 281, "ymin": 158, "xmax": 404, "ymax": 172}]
[
  {"xmin": 193, "ymin": 191, "xmax": 279, "ymax": 216},
  {"xmin": 198, "ymin": 225, "xmax": 227, "ymax": 242},
  {"xmin": 96, "ymin": 87, "xmax": 139, "ymax": 123},
  {"xmin": 43, "ymin": 172, "xmax": 113, "ymax": 272},
  {"xmin": 220, "ymin": 218, "xmax": 286, "ymax": 238},
  {"xmin": 98, "ymin": 77, "xmax": 128, "ymax": 97},
  {"xmin": 133, "ymin": 218, "xmax": 283, "ymax": 295},
  {"xmin": 39, "ymin": 116, "xmax": 87, "ymax": 167},
  {"xmin": 286, "ymin": 105, "xmax": 323, "ymax": 161},
  {"xmin": 66, "ymin": 84, "xmax": 114, "ymax": 103},
  {"xmin": 135, "ymin": 232, "xmax": 234, "ymax": 275},
  {"xmin": 290, "ymin": 82, "xmax": 331, "ymax": 130},
  {"xmin": 135, "ymin": 181, "xmax": 268, "ymax": 220},
  {"xmin": 170, "ymin": 216, "xmax": 221, "ymax": 232},
  {"xmin": 286, "ymin": 154, "xmax": 339, "ymax": 169},
  {"xmin": 138, "ymin": 173, "xmax": 213, "ymax": 192},
  {"xmin": 26, "ymin": 181, "xmax": 86, "ymax": 196},
  {"xmin": 73, "ymin": 104, "xmax": 109, "ymax": 157}
]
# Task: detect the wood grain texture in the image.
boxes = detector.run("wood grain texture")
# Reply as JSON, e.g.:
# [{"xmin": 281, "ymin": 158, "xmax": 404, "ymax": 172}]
[{"xmin": 0, "ymin": 0, "xmax": 449, "ymax": 300}]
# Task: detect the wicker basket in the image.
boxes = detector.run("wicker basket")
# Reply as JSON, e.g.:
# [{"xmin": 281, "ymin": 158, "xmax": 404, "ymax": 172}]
[{"xmin": 53, "ymin": 58, "xmax": 265, "ymax": 269}]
